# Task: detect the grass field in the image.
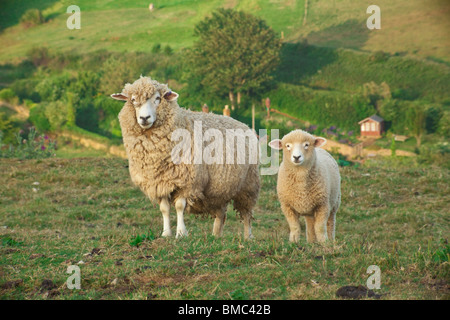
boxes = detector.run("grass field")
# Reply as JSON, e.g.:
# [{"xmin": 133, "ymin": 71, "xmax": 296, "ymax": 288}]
[
  {"xmin": 0, "ymin": 0, "xmax": 449, "ymax": 62},
  {"xmin": 1, "ymin": 156, "xmax": 448, "ymax": 299}
]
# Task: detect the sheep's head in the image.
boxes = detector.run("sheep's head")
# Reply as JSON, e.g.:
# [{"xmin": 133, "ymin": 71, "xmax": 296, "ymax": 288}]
[
  {"xmin": 110, "ymin": 76, "xmax": 178, "ymax": 130},
  {"xmin": 269, "ymin": 130, "xmax": 326, "ymax": 167}
]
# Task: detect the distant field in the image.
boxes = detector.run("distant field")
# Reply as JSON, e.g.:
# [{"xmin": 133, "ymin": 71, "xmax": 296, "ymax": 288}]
[
  {"xmin": 0, "ymin": 0, "xmax": 449, "ymax": 62},
  {"xmin": 0, "ymin": 157, "xmax": 448, "ymax": 299}
]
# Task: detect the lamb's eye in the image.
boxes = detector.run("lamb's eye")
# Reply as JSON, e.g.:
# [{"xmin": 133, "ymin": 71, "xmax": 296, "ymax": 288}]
[
  {"xmin": 304, "ymin": 143, "xmax": 309, "ymax": 149},
  {"xmin": 286, "ymin": 143, "xmax": 291, "ymax": 150}
]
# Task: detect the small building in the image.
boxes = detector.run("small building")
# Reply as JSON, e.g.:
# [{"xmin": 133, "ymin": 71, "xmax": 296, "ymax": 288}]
[{"xmin": 358, "ymin": 115, "xmax": 385, "ymax": 137}]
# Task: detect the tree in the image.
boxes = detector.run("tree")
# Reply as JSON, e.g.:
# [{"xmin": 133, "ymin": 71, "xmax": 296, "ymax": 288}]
[
  {"xmin": 407, "ymin": 103, "xmax": 427, "ymax": 148},
  {"xmin": 186, "ymin": 9, "xmax": 281, "ymax": 108}
]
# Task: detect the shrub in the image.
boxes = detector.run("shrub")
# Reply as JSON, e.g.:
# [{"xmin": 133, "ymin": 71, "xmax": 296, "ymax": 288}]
[
  {"xmin": 163, "ymin": 45, "xmax": 173, "ymax": 55},
  {"xmin": 151, "ymin": 43, "xmax": 161, "ymax": 53},
  {"xmin": 0, "ymin": 127, "xmax": 56, "ymax": 159},
  {"xmin": 35, "ymin": 73, "xmax": 74, "ymax": 102},
  {"xmin": 26, "ymin": 46, "xmax": 51, "ymax": 67},
  {"xmin": 0, "ymin": 112, "xmax": 15, "ymax": 144},
  {"xmin": 369, "ymin": 51, "xmax": 389, "ymax": 63},
  {"xmin": 20, "ymin": 9, "xmax": 44, "ymax": 28},
  {"xmin": 10, "ymin": 79, "xmax": 41, "ymax": 102},
  {"xmin": 29, "ymin": 104, "xmax": 51, "ymax": 132},
  {"xmin": 0, "ymin": 88, "xmax": 18, "ymax": 105},
  {"xmin": 44, "ymin": 101, "xmax": 71, "ymax": 130}
]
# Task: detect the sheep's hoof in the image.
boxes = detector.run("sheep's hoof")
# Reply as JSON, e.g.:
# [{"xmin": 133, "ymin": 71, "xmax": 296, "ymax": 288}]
[
  {"xmin": 161, "ymin": 230, "xmax": 172, "ymax": 237},
  {"xmin": 245, "ymin": 233, "xmax": 254, "ymax": 241}
]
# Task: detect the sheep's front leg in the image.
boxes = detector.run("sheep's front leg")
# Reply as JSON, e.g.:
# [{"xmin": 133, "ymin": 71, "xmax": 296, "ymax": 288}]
[
  {"xmin": 314, "ymin": 205, "xmax": 329, "ymax": 243},
  {"xmin": 175, "ymin": 198, "xmax": 188, "ymax": 238},
  {"xmin": 159, "ymin": 197, "xmax": 172, "ymax": 237},
  {"xmin": 281, "ymin": 203, "xmax": 300, "ymax": 242},
  {"xmin": 304, "ymin": 216, "xmax": 316, "ymax": 243}
]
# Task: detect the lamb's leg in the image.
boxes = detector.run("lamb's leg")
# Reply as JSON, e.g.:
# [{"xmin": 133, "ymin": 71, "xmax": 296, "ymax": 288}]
[
  {"xmin": 314, "ymin": 205, "xmax": 329, "ymax": 243},
  {"xmin": 281, "ymin": 203, "xmax": 300, "ymax": 242},
  {"xmin": 212, "ymin": 206, "xmax": 227, "ymax": 237},
  {"xmin": 175, "ymin": 198, "xmax": 188, "ymax": 238},
  {"xmin": 159, "ymin": 197, "xmax": 171, "ymax": 237},
  {"xmin": 304, "ymin": 216, "xmax": 316, "ymax": 243},
  {"xmin": 327, "ymin": 207, "xmax": 337, "ymax": 241}
]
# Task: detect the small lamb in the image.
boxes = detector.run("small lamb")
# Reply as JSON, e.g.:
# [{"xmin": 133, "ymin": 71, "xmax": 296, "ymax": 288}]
[{"xmin": 269, "ymin": 129, "xmax": 341, "ymax": 243}]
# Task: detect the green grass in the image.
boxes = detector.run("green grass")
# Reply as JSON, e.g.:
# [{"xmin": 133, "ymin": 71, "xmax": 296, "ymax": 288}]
[
  {"xmin": 0, "ymin": 0, "xmax": 448, "ymax": 62},
  {"xmin": 0, "ymin": 156, "xmax": 448, "ymax": 299}
]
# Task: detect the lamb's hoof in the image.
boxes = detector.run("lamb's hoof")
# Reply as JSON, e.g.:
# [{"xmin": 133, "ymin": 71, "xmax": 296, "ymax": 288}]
[{"xmin": 176, "ymin": 229, "xmax": 188, "ymax": 239}]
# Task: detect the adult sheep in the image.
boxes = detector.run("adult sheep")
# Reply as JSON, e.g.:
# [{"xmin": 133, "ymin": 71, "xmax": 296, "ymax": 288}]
[
  {"xmin": 269, "ymin": 129, "xmax": 341, "ymax": 243},
  {"xmin": 111, "ymin": 76, "xmax": 260, "ymax": 239}
]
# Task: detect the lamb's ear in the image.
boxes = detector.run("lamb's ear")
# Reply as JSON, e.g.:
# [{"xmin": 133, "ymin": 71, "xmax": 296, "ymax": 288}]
[
  {"xmin": 164, "ymin": 91, "xmax": 179, "ymax": 101},
  {"xmin": 268, "ymin": 139, "xmax": 283, "ymax": 150},
  {"xmin": 314, "ymin": 137, "xmax": 327, "ymax": 148},
  {"xmin": 110, "ymin": 93, "xmax": 128, "ymax": 101}
]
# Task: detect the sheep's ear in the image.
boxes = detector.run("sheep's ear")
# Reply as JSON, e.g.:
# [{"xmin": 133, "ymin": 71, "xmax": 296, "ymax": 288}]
[
  {"xmin": 268, "ymin": 139, "xmax": 283, "ymax": 150},
  {"xmin": 314, "ymin": 137, "xmax": 327, "ymax": 148},
  {"xmin": 110, "ymin": 93, "xmax": 128, "ymax": 101},
  {"xmin": 164, "ymin": 91, "xmax": 179, "ymax": 101}
]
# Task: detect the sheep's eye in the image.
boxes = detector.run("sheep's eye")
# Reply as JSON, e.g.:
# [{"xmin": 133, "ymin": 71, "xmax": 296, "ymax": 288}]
[
  {"xmin": 155, "ymin": 96, "xmax": 161, "ymax": 102},
  {"xmin": 286, "ymin": 143, "xmax": 291, "ymax": 150},
  {"xmin": 304, "ymin": 143, "xmax": 309, "ymax": 149}
]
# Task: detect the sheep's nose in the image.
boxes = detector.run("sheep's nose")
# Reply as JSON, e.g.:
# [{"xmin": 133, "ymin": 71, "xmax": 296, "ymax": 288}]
[
  {"xmin": 140, "ymin": 115, "xmax": 151, "ymax": 122},
  {"xmin": 293, "ymin": 155, "xmax": 302, "ymax": 162}
]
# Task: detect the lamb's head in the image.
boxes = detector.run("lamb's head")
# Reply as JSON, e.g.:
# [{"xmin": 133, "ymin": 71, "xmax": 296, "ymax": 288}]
[
  {"xmin": 110, "ymin": 76, "xmax": 178, "ymax": 130},
  {"xmin": 269, "ymin": 129, "xmax": 326, "ymax": 167}
]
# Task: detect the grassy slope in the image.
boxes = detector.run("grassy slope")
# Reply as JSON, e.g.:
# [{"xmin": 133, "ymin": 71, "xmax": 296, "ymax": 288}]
[
  {"xmin": 0, "ymin": 0, "xmax": 449, "ymax": 62},
  {"xmin": 0, "ymin": 157, "xmax": 448, "ymax": 299}
]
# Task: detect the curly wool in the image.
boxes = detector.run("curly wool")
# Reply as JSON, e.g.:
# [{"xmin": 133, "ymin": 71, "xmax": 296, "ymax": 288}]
[
  {"xmin": 117, "ymin": 77, "xmax": 260, "ymax": 217},
  {"xmin": 276, "ymin": 129, "xmax": 341, "ymax": 242}
]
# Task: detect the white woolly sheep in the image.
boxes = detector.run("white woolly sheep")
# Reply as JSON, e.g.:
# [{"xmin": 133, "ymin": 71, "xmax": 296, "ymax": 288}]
[
  {"xmin": 269, "ymin": 129, "xmax": 341, "ymax": 243},
  {"xmin": 111, "ymin": 76, "xmax": 260, "ymax": 239}
]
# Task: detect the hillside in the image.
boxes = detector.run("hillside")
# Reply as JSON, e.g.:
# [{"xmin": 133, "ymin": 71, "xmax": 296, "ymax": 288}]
[{"xmin": 0, "ymin": 0, "xmax": 449, "ymax": 63}]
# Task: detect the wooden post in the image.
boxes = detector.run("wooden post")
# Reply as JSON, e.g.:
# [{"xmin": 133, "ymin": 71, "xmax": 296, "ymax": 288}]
[
  {"xmin": 252, "ymin": 104, "xmax": 255, "ymax": 132},
  {"xmin": 265, "ymin": 97, "xmax": 271, "ymax": 118},
  {"xmin": 229, "ymin": 91, "xmax": 235, "ymax": 111}
]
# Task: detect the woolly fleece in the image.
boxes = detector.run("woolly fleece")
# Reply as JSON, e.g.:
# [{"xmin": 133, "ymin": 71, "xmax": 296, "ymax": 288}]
[{"xmin": 117, "ymin": 76, "xmax": 260, "ymax": 220}]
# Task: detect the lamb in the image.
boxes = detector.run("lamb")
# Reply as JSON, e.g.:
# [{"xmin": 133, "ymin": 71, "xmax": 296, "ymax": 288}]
[
  {"xmin": 269, "ymin": 129, "xmax": 341, "ymax": 243},
  {"xmin": 111, "ymin": 76, "xmax": 260, "ymax": 239}
]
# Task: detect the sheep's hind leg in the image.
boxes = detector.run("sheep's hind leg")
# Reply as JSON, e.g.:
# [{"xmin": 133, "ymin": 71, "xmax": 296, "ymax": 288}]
[
  {"xmin": 242, "ymin": 212, "xmax": 253, "ymax": 240},
  {"xmin": 175, "ymin": 198, "xmax": 188, "ymax": 238},
  {"xmin": 212, "ymin": 206, "xmax": 227, "ymax": 237},
  {"xmin": 314, "ymin": 205, "xmax": 329, "ymax": 243},
  {"xmin": 159, "ymin": 197, "xmax": 172, "ymax": 237},
  {"xmin": 327, "ymin": 207, "xmax": 337, "ymax": 241}
]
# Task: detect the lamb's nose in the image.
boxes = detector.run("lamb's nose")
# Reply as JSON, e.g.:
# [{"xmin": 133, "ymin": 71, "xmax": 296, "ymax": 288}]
[
  {"xmin": 293, "ymin": 155, "xmax": 302, "ymax": 162},
  {"xmin": 140, "ymin": 115, "xmax": 151, "ymax": 122}
]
